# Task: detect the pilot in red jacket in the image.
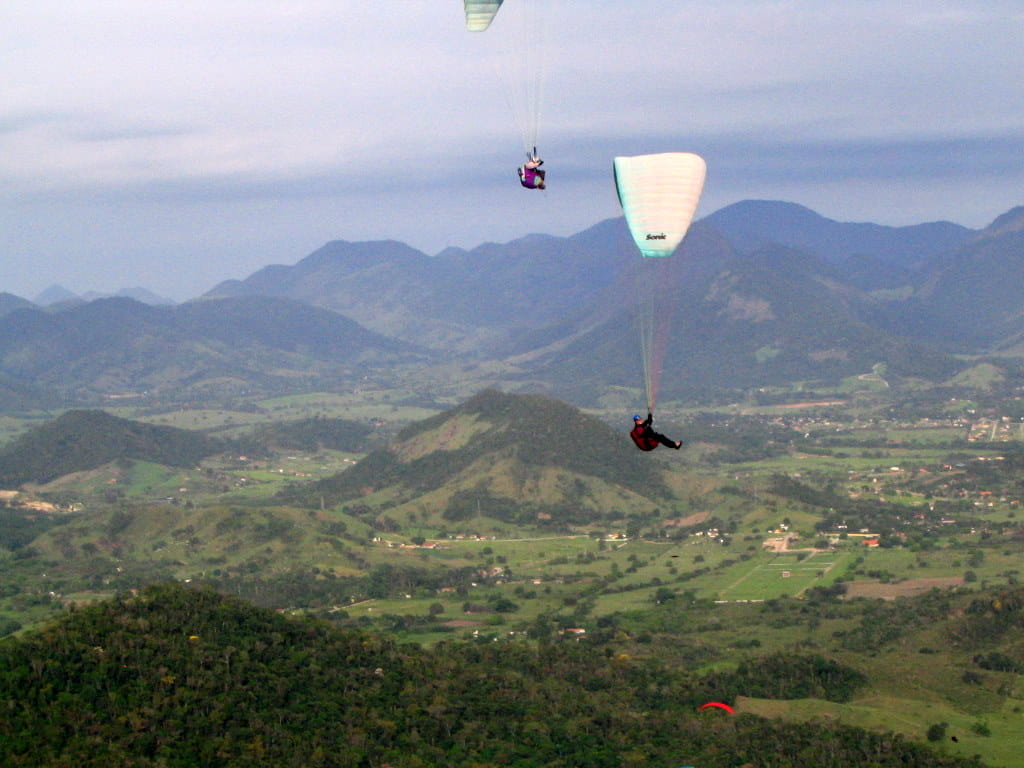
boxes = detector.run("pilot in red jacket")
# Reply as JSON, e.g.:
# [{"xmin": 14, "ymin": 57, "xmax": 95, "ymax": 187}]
[{"xmin": 629, "ymin": 412, "xmax": 681, "ymax": 451}]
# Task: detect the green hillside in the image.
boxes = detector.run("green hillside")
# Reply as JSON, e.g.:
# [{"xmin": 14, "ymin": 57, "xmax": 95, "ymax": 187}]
[
  {"xmin": 0, "ymin": 410, "xmax": 220, "ymax": 487},
  {"xmin": 283, "ymin": 389, "xmax": 674, "ymax": 528},
  {"xmin": 0, "ymin": 582, "xmax": 986, "ymax": 768},
  {"xmin": 532, "ymin": 234, "xmax": 963, "ymax": 405}
]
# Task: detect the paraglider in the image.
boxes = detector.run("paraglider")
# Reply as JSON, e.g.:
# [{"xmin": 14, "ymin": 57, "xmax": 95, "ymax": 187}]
[
  {"xmin": 613, "ymin": 152, "xmax": 707, "ymax": 417},
  {"xmin": 699, "ymin": 701, "xmax": 735, "ymax": 714},
  {"xmin": 464, "ymin": 0, "xmax": 551, "ymax": 189},
  {"xmin": 629, "ymin": 412, "xmax": 681, "ymax": 451},
  {"xmin": 517, "ymin": 149, "xmax": 545, "ymax": 189}
]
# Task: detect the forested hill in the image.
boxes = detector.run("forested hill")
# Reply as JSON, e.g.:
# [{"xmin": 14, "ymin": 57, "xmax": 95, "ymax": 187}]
[
  {"xmin": 0, "ymin": 409, "xmax": 219, "ymax": 486},
  {"xmin": 242, "ymin": 415, "xmax": 376, "ymax": 454},
  {"xmin": 282, "ymin": 389, "xmax": 673, "ymax": 521},
  {"xmin": 0, "ymin": 582, "xmax": 986, "ymax": 768}
]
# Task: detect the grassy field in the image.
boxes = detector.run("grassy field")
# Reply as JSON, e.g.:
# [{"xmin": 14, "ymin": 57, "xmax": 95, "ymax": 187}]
[
  {"xmin": 711, "ymin": 550, "xmax": 847, "ymax": 600},
  {"xmin": 740, "ymin": 693, "xmax": 1024, "ymax": 768}
]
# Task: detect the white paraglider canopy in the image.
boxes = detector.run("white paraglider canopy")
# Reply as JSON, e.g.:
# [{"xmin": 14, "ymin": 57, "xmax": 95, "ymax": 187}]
[
  {"xmin": 613, "ymin": 152, "xmax": 707, "ymax": 410},
  {"xmin": 613, "ymin": 153, "xmax": 707, "ymax": 258}
]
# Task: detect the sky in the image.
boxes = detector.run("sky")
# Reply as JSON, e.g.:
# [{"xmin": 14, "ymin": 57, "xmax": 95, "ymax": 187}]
[{"xmin": 2, "ymin": 1, "xmax": 1022, "ymax": 302}]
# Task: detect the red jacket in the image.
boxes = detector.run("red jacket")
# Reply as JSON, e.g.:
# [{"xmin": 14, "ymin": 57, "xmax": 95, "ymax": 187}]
[{"xmin": 630, "ymin": 416, "xmax": 659, "ymax": 451}]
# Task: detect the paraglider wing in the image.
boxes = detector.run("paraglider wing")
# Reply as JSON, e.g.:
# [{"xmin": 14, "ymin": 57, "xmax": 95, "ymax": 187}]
[
  {"xmin": 613, "ymin": 153, "xmax": 707, "ymax": 258},
  {"xmin": 465, "ymin": 0, "xmax": 504, "ymax": 31},
  {"xmin": 699, "ymin": 701, "xmax": 735, "ymax": 714},
  {"xmin": 613, "ymin": 152, "xmax": 707, "ymax": 411}
]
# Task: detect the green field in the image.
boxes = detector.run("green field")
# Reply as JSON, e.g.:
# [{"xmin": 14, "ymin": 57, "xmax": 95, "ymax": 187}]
[{"xmin": 710, "ymin": 550, "xmax": 848, "ymax": 600}]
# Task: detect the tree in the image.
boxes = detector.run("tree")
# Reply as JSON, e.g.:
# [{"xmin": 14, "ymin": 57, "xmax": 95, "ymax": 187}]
[{"xmin": 653, "ymin": 587, "xmax": 676, "ymax": 605}]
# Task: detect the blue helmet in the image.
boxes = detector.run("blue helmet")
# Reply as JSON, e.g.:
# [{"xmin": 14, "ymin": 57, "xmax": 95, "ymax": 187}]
[{"xmin": 633, "ymin": 414, "xmax": 643, "ymax": 421}]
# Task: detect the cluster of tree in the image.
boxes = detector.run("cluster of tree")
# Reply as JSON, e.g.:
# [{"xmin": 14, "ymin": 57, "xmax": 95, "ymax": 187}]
[
  {"xmin": 0, "ymin": 615, "xmax": 20, "ymax": 636},
  {"xmin": 444, "ymin": 488, "xmax": 524, "ymax": 523},
  {"xmin": 0, "ymin": 508, "xmax": 67, "ymax": 551},
  {"xmin": 692, "ymin": 652, "xmax": 868, "ymax": 704},
  {"xmin": 950, "ymin": 586, "xmax": 1024, "ymax": 647},
  {"xmin": 769, "ymin": 473, "xmax": 847, "ymax": 510},
  {"xmin": 198, "ymin": 562, "xmax": 485, "ymax": 610},
  {"xmin": 0, "ymin": 583, "xmax": 985, "ymax": 768},
  {"xmin": 833, "ymin": 589, "xmax": 956, "ymax": 652},
  {"xmin": 973, "ymin": 651, "xmax": 1020, "ymax": 673}
]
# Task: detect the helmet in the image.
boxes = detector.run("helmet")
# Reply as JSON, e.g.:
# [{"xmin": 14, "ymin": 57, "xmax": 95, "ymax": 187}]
[{"xmin": 633, "ymin": 414, "xmax": 643, "ymax": 421}]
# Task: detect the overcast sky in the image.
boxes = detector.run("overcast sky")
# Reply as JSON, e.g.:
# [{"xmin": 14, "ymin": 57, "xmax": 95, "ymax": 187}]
[{"xmin": 3, "ymin": 1, "xmax": 1022, "ymax": 301}]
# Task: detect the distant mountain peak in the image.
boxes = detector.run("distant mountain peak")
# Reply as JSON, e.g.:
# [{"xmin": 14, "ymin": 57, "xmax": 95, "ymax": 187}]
[
  {"xmin": 299, "ymin": 239, "xmax": 430, "ymax": 269},
  {"xmin": 981, "ymin": 205, "xmax": 1024, "ymax": 238},
  {"xmin": 712, "ymin": 199, "xmax": 826, "ymax": 222},
  {"xmin": 34, "ymin": 284, "xmax": 78, "ymax": 306},
  {"xmin": 703, "ymin": 199, "xmax": 973, "ymax": 268}
]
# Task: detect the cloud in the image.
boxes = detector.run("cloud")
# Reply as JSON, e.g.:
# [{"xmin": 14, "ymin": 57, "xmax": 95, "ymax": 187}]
[{"xmin": 0, "ymin": 1, "xmax": 1021, "ymax": 300}]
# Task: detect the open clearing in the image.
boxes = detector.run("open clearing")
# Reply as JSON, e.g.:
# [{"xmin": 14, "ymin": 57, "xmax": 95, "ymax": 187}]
[{"xmin": 843, "ymin": 576, "xmax": 964, "ymax": 600}]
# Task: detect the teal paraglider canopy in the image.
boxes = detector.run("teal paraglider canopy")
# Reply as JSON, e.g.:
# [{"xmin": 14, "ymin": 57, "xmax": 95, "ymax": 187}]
[{"xmin": 464, "ymin": 0, "xmax": 504, "ymax": 31}]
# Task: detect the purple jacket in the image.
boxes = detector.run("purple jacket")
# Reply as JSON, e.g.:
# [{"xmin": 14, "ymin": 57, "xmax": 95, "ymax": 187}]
[{"xmin": 518, "ymin": 166, "xmax": 542, "ymax": 188}]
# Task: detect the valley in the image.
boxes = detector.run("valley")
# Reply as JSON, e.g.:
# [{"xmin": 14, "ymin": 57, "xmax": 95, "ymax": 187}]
[
  {"xmin": 2, "ymin": 201, "xmax": 1024, "ymax": 765},
  {"xmin": 3, "ymin": 382, "xmax": 1024, "ymax": 765}
]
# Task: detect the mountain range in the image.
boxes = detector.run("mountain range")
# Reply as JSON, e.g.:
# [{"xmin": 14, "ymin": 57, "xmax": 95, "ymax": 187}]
[
  {"xmin": 0, "ymin": 295, "xmax": 424, "ymax": 407},
  {"xmin": 2, "ymin": 200, "xmax": 1023, "ymax": 408},
  {"xmin": 185, "ymin": 199, "xmax": 1024, "ymax": 400}
]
